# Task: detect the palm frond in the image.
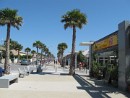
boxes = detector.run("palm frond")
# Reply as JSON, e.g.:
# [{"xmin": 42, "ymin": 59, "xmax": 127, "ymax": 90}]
[
  {"xmin": 61, "ymin": 9, "xmax": 87, "ymax": 30},
  {"xmin": 0, "ymin": 8, "xmax": 23, "ymax": 29}
]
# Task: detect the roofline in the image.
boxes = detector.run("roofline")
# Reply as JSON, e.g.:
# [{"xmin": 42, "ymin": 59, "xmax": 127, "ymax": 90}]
[{"xmin": 80, "ymin": 41, "xmax": 94, "ymax": 46}]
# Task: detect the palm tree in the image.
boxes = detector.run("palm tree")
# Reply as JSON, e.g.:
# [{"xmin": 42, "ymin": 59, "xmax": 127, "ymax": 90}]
[
  {"xmin": 31, "ymin": 50, "xmax": 36, "ymax": 57},
  {"xmin": 15, "ymin": 43, "xmax": 23, "ymax": 63},
  {"xmin": 57, "ymin": 51, "xmax": 62, "ymax": 63},
  {"xmin": 33, "ymin": 41, "xmax": 42, "ymax": 65},
  {"xmin": 57, "ymin": 43, "xmax": 68, "ymax": 66},
  {"xmin": 0, "ymin": 8, "xmax": 23, "ymax": 74},
  {"xmin": 9, "ymin": 39, "xmax": 18, "ymax": 62},
  {"xmin": 44, "ymin": 47, "xmax": 49, "ymax": 60},
  {"xmin": 61, "ymin": 9, "xmax": 87, "ymax": 75},
  {"xmin": 39, "ymin": 43, "xmax": 46, "ymax": 65},
  {"xmin": 25, "ymin": 47, "xmax": 31, "ymax": 61},
  {"xmin": 47, "ymin": 51, "xmax": 51, "ymax": 62},
  {"xmin": 42, "ymin": 45, "xmax": 47, "ymax": 56},
  {"xmin": 10, "ymin": 39, "xmax": 18, "ymax": 50},
  {"xmin": 31, "ymin": 50, "xmax": 36, "ymax": 63}
]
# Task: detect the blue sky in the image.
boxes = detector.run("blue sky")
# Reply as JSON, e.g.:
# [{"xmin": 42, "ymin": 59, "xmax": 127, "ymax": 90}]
[{"xmin": 0, "ymin": 0, "xmax": 130, "ymax": 57}]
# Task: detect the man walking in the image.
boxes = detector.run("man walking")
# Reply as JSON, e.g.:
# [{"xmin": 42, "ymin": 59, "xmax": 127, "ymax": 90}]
[{"xmin": 55, "ymin": 60, "xmax": 58, "ymax": 72}]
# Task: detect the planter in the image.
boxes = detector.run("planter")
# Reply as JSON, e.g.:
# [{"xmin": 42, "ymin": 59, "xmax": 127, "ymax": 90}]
[
  {"xmin": 111, "ymin": 80, "xmax": 118, "ymax": 87},
  {"xmin": 127, "ymin": 78, "xmax": 130, "ymax": 85},
  {"xmin": 127, "ymin": 78, "xmax": 130, "ymax": 92},
  {"xmin": 37, "ymin": 65, "xmax": 42, "ymax": 73},
  {"xmin": 128, "ymin": 86, "xmax": 130, "ymax": 92},
  {"xmin": 97, "ymin": 75, "xmax": 102, "ymax": 80}
]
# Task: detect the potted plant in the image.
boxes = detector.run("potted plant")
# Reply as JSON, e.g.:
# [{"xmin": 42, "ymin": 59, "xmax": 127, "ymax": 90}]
[
  {"xmin": 92, "ymin": 61, "xmax": 102, "ymax": 79},
  {"xmin": 111, "ymin": 65, "xmax": 118, "ymax": 87},
  {"xmin": 126, "ymin": 71, "xmax": 130, "ymax": 92}
]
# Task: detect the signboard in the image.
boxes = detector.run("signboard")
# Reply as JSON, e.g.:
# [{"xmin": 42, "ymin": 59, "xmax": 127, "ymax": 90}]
[{"xmin": 93, "ymin": 34, "xmax": 118, "ymax": 51}]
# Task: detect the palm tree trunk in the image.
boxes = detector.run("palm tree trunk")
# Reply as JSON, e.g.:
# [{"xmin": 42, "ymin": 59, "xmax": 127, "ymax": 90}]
[
  {"xmin": 58, "ymin": 57, "xmax": 60, "ymax": 64},
  {"xmin": 4, "ymin": 23, "xmax": 11, "ymax": 74},
  {"xmin": 27, "ymin": 52, "xmax": 28, "ymax": 61},
  {"xmin": 40, "ymin": 50, "xmax": 43, "ymax": 65},
  {"xmin": 17, "ymin": 50, "xmax": 20, "ymax": 63},
  {"xmin": 61, "ymin": 51, "xmax": 64, "ymax": 67},
  {"xmin": 69, "ymin": 26, "xmax": 76, "ymax": 75},
  {"xmin": 36, "ymin": 47, "xmax": 39, "ymax": 65}
]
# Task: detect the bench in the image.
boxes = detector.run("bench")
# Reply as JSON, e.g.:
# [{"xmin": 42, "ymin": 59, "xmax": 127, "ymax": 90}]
[
  {"xmin": 0, "ymin": 73, "xmax": 19, "ymax": 88},
  {"xmin": 18, "ymin": 68, "xmax": 26, "ymax": 78},
  {"xmin": 18, "ymin": 66, "xmax": 35, "ymax": 78},
  {"xmin": 24, "ymin": 66, "xmax": 33, "ymax": 75}
]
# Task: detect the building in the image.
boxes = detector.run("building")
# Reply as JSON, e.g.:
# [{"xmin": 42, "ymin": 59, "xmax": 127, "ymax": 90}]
[
  {"xmin": 63, "ymin": 50, "xmax": 89, "ymax": 68},
  {"xmin": 11, "ymin": 50, "xmax": 26, "ymax": 56},
  {"xmin": 80, "ymin": 20, "xmax": 130, "ymax": 91}
]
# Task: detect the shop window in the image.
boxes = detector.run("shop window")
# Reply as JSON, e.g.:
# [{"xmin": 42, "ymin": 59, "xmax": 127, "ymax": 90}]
[{"xmin": 99, "ymin": 60, "xmax": 103, "ymax": 65}]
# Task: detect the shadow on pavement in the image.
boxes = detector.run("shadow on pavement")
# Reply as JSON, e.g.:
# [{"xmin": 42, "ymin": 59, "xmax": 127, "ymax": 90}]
[
  {"xmin": 31, "ymin": 71, "xmax": 56, "ymax": 75},
  {"xmin": 60, "ymin": 73, "xmax": 69, "ymax": 75},
  {"xmin": 73, "ymin": 74, "xmax": 130, "ymax": 98},
  {"xmin": 31, "ymin": 71, "xmax": 69, "ymax": 76}
]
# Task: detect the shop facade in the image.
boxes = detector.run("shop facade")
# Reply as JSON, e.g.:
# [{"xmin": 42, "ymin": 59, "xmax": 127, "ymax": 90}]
[{"xmin": 90, "ymin": 20, "xmax": 130, "ymax": 90}]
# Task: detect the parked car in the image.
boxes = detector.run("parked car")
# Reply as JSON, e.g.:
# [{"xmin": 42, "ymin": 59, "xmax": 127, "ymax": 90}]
[{"xmin": 21, "ymin": 60, "xmax": 30, "ymax": 65}]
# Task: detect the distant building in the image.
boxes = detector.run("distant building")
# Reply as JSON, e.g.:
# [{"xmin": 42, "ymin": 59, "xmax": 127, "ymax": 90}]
[
  {"xmin": 63, "ymin": 50, "xmax": 89, "ymax": 68},
  {"xmin": 11, "ymin": 50, "xmax": 26, "ymax": 56},
  {"xmin": 81, "ymin": 49, "xmax": 89, "ymax": 57}
]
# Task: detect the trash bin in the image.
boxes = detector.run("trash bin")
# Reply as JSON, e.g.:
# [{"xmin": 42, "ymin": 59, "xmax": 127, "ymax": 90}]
[{"xmin": 37, "ymin": 65, "xmax": 42, "ymax": 73}]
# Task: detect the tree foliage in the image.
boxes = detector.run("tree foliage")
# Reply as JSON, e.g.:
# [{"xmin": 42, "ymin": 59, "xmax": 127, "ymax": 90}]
[
  {"xmin": 77, "ymin": 51, "xmax": 85, "ymax": 63},
  {"xmin": 61, "ymin": 9, "xmax": 87, "ymax": 75},
  {"xmin": 0, "ymin": 8, "xmax": 23, "ymax": 73}
]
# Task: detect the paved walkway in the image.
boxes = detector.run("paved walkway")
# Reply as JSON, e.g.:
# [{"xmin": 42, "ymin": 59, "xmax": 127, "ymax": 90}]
[{"xmin": 0, "ymin": 63, "xmax": 130, "ymax": 98}]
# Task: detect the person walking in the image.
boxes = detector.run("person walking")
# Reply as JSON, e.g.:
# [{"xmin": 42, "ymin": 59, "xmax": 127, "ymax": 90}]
[
  {"xmin": 53, "ymin": 60, "xmax": 56, "ymax": 69},
  {"xmin": 54, "ymin": 60, "xmax": 55, "ymax": 64},
  {"xmin": 0, "ymin": 67, "xmax": 4, "ymax": 77},
  {"xmin": 55, "ymin": 60, "xmax": 58, "ymax": 72},
  {"xmin": 55, "ymin": 60, "xmax": 57, "ymax": 64}
]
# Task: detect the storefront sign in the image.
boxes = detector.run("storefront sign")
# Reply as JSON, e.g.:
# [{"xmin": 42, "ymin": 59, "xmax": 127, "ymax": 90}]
[{"xmin": 93, "ymin": 34, "xmax": 117, "ymax": 51}]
